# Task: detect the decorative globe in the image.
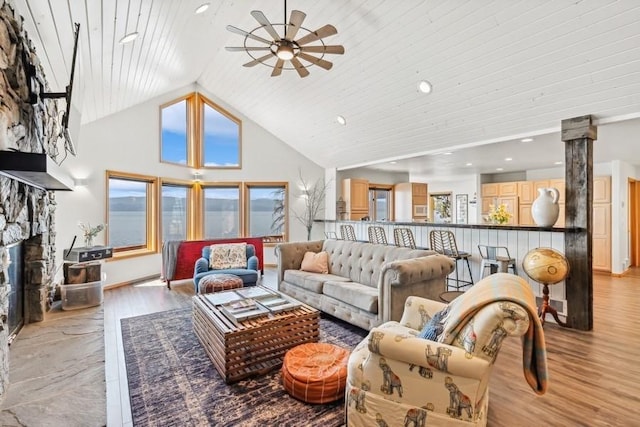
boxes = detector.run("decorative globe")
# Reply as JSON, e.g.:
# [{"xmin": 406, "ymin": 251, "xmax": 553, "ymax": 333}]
[{"xmin": 522, "ymin": 248, "xmax": 569, "ymax": 285}]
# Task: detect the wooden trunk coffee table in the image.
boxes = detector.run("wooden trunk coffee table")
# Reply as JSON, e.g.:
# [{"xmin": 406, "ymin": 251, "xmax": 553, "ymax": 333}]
[{"xmin": 192, "ymin": 289, "xmax": 320, "ymax": 383}]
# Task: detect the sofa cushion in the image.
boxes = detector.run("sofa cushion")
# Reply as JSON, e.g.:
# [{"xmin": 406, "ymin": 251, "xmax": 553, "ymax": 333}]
[
  {"xmin": 323, "ymin": 281, "xmax": 379, "ymax": 314},
  {"xmin": 300, "ymin": 251, "xmax": 329, "ymax": 274},
  {"xmin": 284, "ymin": 270, "xmax": 351, "ymax": 294},
  {"xmin": 209, "ymin": 243, "xmax": 247, "ymax": 270},
  {"xmin": 321, "ymin": 239, "xmax": 435, "ymax": 288}
]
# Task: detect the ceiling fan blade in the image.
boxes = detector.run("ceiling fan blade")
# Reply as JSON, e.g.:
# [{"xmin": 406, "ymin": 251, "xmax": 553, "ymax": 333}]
[
  {"xmin": 290, "ymin": 57, "xmax": 310, "ymax": 78},
  {"xmin": 285, "ymin": 10, "xmax": 306, "ymax": 41},
  {"xmin": 243, "ymin": 54, "xmax": 274, "ymax": 67},
  {"xmin": 298, "ymin": 52, "xmax": 333, "ymax": 70},
  {"xmin": 296, "ymin": 24, "xmax": 338, "ymax": 46},
  {"xmin": 226, "ymin": 25, "xmax": 273, "ymax": 45},
  {"xmin": 226, "ymin": 47, "xmax": 271, "ymax": 52},
  {"xmin": 300, "ymin": 45, "xmax": 345, "ymax": 55},
  {"xmin": 272, "ymin": 59, "xmax": 284, "ymax": 77},
  {"xmin": 251, "ymin": 10, "xmax": 281, "ymax": 41}
]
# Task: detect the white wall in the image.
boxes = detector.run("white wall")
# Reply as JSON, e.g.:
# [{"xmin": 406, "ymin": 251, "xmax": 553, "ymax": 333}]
[{"xmin": 56, "ymin": 84, "xmax": 324, "ymax": 286}]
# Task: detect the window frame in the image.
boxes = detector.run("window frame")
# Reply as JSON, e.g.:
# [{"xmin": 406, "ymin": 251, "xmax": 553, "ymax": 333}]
[
  {"xmin": 199, "ymin": 181, "xmax": 244, "ymax": 239},
  {"xmin": 106, "ymin": 170, "xmax": 159, "ymax": 259},
  {"xmin": 159, "ymin": 93, "xmax": 197, "ymax": 167},
  {"xmin": 244, "ymin": 182, "xmax": 289, "ymax": 244},
  {"xmin": 159, "ymin": 178, "xmax": 197, "ymax": 243},
  {"xmin": 198, "ymin": 94, "xmax": 242, "ymax": 170}
]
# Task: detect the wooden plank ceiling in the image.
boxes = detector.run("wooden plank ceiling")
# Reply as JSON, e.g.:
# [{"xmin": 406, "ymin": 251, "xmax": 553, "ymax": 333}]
[{"xmin": 14, "ymin": 0, "xmax": 640, "ymax": 172}]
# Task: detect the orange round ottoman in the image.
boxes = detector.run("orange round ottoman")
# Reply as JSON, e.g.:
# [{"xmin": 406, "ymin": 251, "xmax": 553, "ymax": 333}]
[{"xmin": 281, "ymin": 343, "xmax": 350, "ymax": 404}]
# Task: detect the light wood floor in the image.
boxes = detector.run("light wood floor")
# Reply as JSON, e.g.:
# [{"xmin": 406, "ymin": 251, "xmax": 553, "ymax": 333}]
[{"xmin": 104, "ymin": 269, "xmax": 640, "ymax": 426}]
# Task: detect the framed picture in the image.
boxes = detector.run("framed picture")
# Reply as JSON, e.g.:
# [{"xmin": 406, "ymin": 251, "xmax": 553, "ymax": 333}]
[{"xmin": 456, "ymin": 194, "xmax": 468, "ymax": 224}]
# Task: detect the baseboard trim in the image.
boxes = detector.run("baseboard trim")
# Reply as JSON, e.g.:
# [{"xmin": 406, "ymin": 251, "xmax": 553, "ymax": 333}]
[{"xmin": 104, "ymin": 274, "xmax": 161, "ymax": 290}]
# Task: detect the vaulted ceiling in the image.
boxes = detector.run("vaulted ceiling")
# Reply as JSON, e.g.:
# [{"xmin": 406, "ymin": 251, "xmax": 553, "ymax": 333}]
[{"xmin": 15, "ymin": 0, "xmax": 640, "ymax": 174}]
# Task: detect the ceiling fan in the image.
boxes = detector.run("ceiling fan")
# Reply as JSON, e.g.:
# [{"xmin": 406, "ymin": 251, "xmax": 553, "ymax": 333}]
[{"xmin": 225, "ymin": 1, "xmax": 345, "ymax": 78}]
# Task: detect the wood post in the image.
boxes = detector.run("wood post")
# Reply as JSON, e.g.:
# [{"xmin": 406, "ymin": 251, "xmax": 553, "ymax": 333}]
[{"xmin": 562, "ymin": 115, "xmax": 597, "ymax": 331}]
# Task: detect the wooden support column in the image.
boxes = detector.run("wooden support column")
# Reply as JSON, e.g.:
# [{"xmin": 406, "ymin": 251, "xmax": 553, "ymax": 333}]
[{"xmin": 562, "ymin": 115, "xmax": 597, "ymax": 331}]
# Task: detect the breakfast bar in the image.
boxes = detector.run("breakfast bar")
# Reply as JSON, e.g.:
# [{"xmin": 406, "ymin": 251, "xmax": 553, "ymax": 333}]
[{"xmin": 319, "ymin": 219, "xmax": 575, "ymax": 321}]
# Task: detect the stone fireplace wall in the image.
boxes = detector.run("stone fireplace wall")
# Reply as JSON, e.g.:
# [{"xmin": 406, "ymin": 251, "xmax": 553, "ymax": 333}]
[{"xmin": 0, "ymin": 2, "xmax": 64, "ymax": 399}]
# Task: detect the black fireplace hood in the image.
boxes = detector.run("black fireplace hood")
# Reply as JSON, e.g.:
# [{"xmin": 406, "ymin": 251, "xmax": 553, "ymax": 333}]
[{"xmin": 0, "ymin": 151, "xmax": 74, "ymax": 191}]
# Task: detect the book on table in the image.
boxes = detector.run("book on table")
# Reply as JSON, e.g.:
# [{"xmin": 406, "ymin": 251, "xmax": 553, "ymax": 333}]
[
  {"xmin": 204, "ymin": 290, "xmax": 244, "ymax": 306},
  {"xmin": 236, "ymin": 286, "xmax": 276, "ymax": 300},
  {"xmin": 220, "ymin": 298, "xmax": 269, "ymax": 325},
  {"xmin": 256, "ymin": 294, "xmax": 301, "ymax": 313}
]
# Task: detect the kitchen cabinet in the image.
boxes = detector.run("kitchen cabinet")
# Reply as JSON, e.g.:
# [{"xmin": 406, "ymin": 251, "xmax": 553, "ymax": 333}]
[
  {"xmin": 593, "ymin": 176, "xmax": 611, "ymax": 203},
  {"xmin": 481, "ymin": 183, "xmax": 499, "ymax": 198},
  {"xmin": 395, "ymin": 182, "xmax": 429, "ymax": 220},
  {"xmin": 518, "ymin": 181, "xmax": 535, "ymax": 204},
  {"xmin": 342, "ymin": 178, "xmax": 369, "ymax": 220},
  {"xmin": 499, "ymin": 182, "xmax": 518, "ymax": 197}
]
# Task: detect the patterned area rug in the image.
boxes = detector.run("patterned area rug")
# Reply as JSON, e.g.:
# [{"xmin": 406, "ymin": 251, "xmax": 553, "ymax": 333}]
[{"xmin": 121, "ymin": 308, "xmax": 367, "ymax": 426}]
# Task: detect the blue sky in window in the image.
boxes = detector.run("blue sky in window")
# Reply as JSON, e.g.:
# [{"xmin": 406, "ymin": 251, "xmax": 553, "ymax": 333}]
[
  {"xmin": 161, "ymin": 99, "xmax": 240, "ymax": 166},
  {"xmin": 109, "ymin": 179, "xmax": 146, "ymax": 198},
  {"xmin": 203, "ymin": 104, "xmax": 239, "ymax": 166},
  {"xmin": 162, "ymin": 100, "xmax": 188, "ymax": 164},
  {"xmin": 205, "ymin": 187, "xmax": 239, "ymax": 199}
]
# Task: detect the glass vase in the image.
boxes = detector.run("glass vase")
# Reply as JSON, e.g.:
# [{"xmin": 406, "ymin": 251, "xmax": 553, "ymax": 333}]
[{"xmin": 84, "ymin": 235, "xmax": 94, "ymax": 248}]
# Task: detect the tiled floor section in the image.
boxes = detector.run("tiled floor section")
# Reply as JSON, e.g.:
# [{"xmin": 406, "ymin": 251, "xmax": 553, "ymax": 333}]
[{"xmin": 0, "ymin": 304, "xmax": 106, "ymax": 427}]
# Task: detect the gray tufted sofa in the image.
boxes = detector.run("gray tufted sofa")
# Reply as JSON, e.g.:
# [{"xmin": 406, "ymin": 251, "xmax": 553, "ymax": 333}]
[{"xmin": 275, "ymin": 239, "xmax": 455, "ymax": 330}]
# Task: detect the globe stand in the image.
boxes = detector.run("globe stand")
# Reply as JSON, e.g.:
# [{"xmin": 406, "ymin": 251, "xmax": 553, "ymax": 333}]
[
  {"xmin": 522, "ymin": 247, "xmax": 570, "ymax": 328},
  {"xmin": 538, "ymin": 283, "xmax": 566, "ymax": 327}
]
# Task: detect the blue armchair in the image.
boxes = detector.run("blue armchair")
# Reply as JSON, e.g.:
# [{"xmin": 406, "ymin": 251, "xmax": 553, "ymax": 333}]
[{"xmin": 193, "ymin": 244, "xmax": 259, "ymax": 292}]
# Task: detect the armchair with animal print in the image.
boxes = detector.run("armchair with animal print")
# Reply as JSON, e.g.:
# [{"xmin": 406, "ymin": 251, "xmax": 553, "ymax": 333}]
[{"xmin": 346, "ymin": 273, "xmax": 547, "ymax": 427}]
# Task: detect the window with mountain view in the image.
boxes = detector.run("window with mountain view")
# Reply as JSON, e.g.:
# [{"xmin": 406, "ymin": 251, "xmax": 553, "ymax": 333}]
[
  {"xmin": 201, "ymin": 97, "xmax": 241, "ymax": 168},
  {"xmin": 203, "ymin": 185, "xmax": 241, "ymax": 239},
  {"xmin": 160, "ymin": 97, "xmax": 190, "ymax": 165},
  {"xmin": 245, "ymin": 184, "xmax": 287, "ymax": 242},
  {"xmin": 161, "ymin": 183, "xmax": 190, "ymax": 242},
  {"xmin": 107, "ymin": 172, "xmax": 158, "ymax": 254}
]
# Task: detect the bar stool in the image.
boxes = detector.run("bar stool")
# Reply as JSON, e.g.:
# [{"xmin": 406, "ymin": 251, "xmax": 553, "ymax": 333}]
[
  {"xmin": 368, "ymin": 226, "xmax": 388, "ymax": 245},
  {"xmin": 478, "ymin": 245, "xmax": 518, "ymax": 278},
  {"xmin": 340, "ymin": 224, "xmax": 357, "ymax": 241},
  {"xmin": 324, "ymin": 231, "xmax": 338, "ymax": 239},
  {"xmin": 393, "ymin": 228, "xmax": 416, "ymax": 249},
  {"xmin": 429, "ymin": 230, "xmax": 474, "ymax": 291}
]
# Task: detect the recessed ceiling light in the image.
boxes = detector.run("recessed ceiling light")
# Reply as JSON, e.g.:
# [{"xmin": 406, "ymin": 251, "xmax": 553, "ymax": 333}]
[
  {"xmin": 521, "ymin": 138, "xmax": 534, "ymax": 143},
  {"xmin": 389, "ymin": 161, "xmax": 397, "ymax": 164},
  {"xmin": 418, "ymin": 80, "xmax": 432, "ymax": 94},
  {"xmin": 554, "ymin": 161, "xmax": 563, "ymax": 165},
  {"xmin": 443, "ymin": 152, "xmax": 452, "ymax": 155},
  {"xmin": 504, "ymin": 157, "xmax": 512, "ymax": 161},
  {"xmin": 195, "ymin": 2, "xmax": 210, "ymax": 14},
  {"xmin": 119, "ymin": 32, "xmax": 139, "ymax": 44},
  {"xmin": 496, "ymin": 167, "xmax": 504, "ymax": 171},
  {"xmin": 336, "ymin": 115, "xmax": 346, "ymax": 125},
  {"xmin": 465, "ymin": 162, "xmax": 472, "ymax": 166}
]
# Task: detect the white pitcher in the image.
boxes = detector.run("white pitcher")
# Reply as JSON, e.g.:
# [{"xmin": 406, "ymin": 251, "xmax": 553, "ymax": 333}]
[{"xmin": 531, "ymin": 187, "xmax": 560, "ymax": 227}]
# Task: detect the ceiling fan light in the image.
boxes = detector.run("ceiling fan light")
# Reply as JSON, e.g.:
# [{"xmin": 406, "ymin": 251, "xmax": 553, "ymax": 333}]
[
  {"xmin": 277, "ymin": 44, "xmax": 295, "ymax": 60},
  {"xmin": 119, "ymin": 32, "xmax": 139, "ymax": 44}
]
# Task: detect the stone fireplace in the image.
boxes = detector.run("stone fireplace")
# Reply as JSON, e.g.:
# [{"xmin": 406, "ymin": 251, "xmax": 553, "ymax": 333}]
[{"xmin": 0, "ymin": 3, "xmax": 65, "ymax": 399}]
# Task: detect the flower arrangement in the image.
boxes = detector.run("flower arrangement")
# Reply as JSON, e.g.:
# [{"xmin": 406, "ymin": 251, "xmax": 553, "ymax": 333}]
[
  {"xmin": 488, "ymin": 204, "xmax": 512, "ymax": 224},
  {"xmin": 78, "ymin": 222, "xmax": 106, "ymax": 247}
]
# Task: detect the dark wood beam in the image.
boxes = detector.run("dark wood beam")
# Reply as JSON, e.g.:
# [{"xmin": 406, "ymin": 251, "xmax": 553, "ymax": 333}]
[{"xmin": 562, "ymin": 115, "xmax": 596, "ymax": 331}]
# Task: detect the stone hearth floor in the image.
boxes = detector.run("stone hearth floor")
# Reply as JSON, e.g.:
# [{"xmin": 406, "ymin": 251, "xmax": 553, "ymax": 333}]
[{"xmin": 0, "ymin": 303, "xmax": 106, "ymax": 426}]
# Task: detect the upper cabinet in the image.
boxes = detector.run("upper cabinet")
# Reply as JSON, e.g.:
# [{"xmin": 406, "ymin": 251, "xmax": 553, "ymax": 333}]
[
  {"xmin": 499, "ymin": 182, "xmax": 518, "ymax": 197},
  {"xmin": 395, "ymin": 182, "xmax": 428, "ymax": 220},
  {"xmin": 481, "ymin": 183, "xmax": 499, "ymax": 198},
  {"xmin": 518, "ymin": 181, "xmax": 535, "ymax": 204}
]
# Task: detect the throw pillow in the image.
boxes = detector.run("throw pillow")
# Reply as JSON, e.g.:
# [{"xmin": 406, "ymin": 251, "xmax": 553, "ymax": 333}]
[
  {"xmin": 300, "ymin": 251, "xmax": 329, "ymax": 274},
  {"xmin": 209, "ymin": 243, "xmax": 247, "ymax": 270},
  {"xmin": 417, "ymin": 306, "xmax": 450, "ymax": 341}
]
